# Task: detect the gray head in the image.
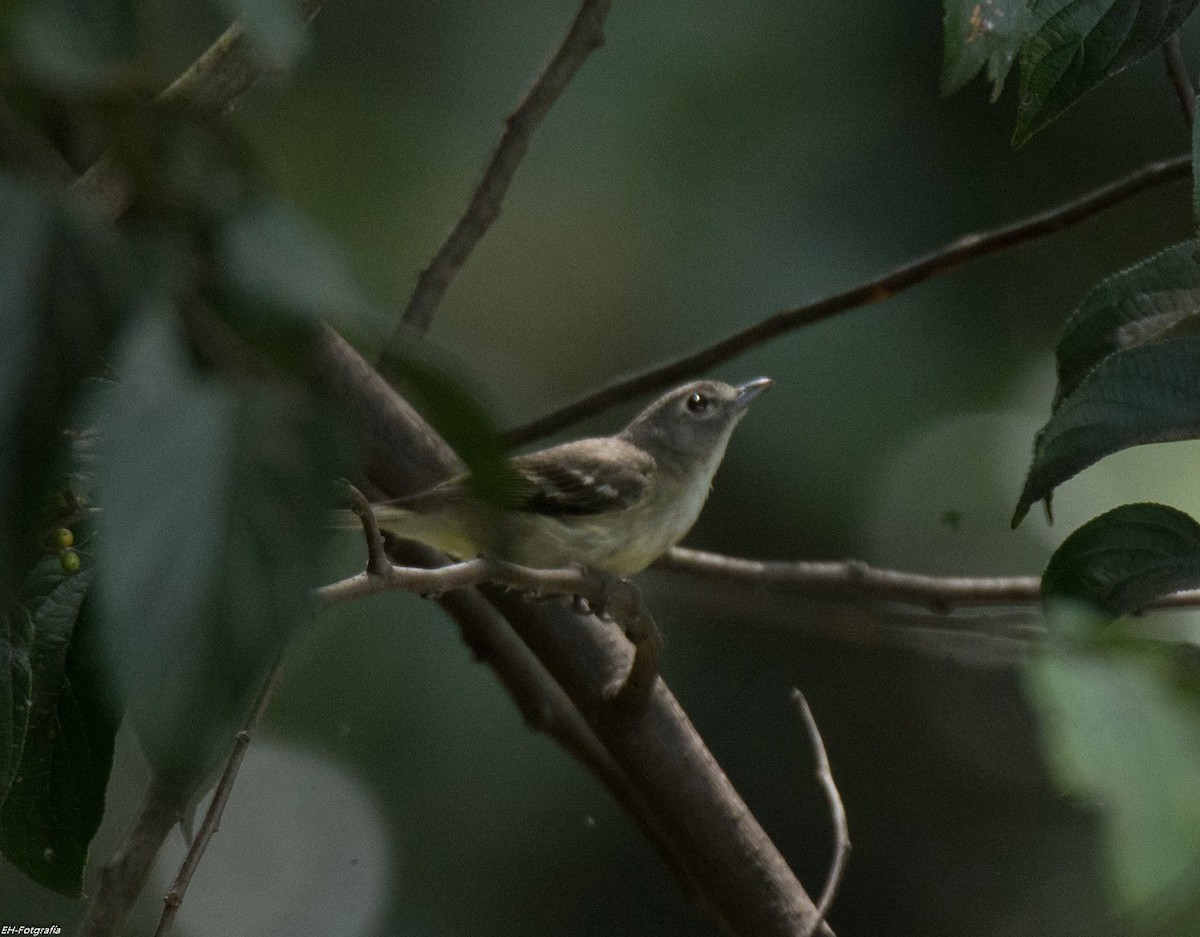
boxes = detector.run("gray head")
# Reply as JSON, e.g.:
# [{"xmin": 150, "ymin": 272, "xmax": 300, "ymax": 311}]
[{"xmin": 619, "ymin": 378, "xmax": 772, "ymax": 463}]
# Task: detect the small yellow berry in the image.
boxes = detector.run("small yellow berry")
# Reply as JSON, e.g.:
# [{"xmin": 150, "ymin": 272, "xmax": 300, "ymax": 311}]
[
  {"xmin": 54, "ymin": 527, "xmax": 74, "ymax": 548},
  {"xmin": 58, "ymin": 549, "xmax": 81, "ymax": 573}
]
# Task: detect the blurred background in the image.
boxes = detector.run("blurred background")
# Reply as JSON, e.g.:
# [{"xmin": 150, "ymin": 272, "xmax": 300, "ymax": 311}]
[{"xmin": 6, "ymin": 1, "xmax": 1200, "ymax": 934}]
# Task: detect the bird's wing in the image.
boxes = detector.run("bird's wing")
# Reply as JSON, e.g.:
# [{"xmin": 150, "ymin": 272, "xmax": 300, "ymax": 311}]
[{"xmin": 512, "ymin": 438, "xmax": 655, "ymax": 516}]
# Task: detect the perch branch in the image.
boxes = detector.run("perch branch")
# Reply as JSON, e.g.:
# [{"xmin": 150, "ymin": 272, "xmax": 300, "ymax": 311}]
[
  {"xmin": 792, "ymin": 690, "xmax": 849, "ymax": 937},
  {"xmin": 656, "ymin": 546, "xmax": 1200, "ymax": 614},
  {"xmin": 152, "ymin": 658, "xmax": 287, "ymax": 937},
  {"xmin": 394, "ymin": 0, "xmax": 614, "ymax": 334},
  {"xmin": 319, "ymin": 508, "xmax": 663, "ymax": 709},
  {"xmin": 1163, "ymin": 34, "xmax": 1196, "ymax": 125},
  {"xmin": 507, "ymin": 152, "xmax": 1192, "ymax": 445}
]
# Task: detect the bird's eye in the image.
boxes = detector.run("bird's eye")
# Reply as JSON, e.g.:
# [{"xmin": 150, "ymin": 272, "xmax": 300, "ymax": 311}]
[{"xmin": 686, "ymin": 392, "xmax": 711, "ymax": 413}]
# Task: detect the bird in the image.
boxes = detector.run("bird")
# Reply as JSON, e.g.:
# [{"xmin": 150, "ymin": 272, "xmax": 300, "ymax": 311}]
[{"xmin": 361, "ymin": 377, "xmax": 772, "ymax": 576}]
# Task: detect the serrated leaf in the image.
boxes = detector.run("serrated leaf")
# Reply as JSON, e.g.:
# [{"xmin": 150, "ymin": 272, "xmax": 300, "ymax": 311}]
[
  {"xmin": 0, "ymin": 560, "xmax": 112, "ymax": 897},
  {"xmin": 1055, "ymin": 242, "xmax": 1200, "ymax": 407},
  {"xmin": 942, "ymin": 0, "xmax": 1031, "ymax": 99},
  {"xmin": 0, "ymin": 172, "xmax": 130, "ymax": 605},
  {"xmin": 1014, "ymin": 0, "xmax": 1200, "ymax": 145},
  {"xmin": 95, "ymin": 314, "xmax": 337, "ymax": 796},
  {"xmin": 1041, "ymin": 503, "xmax": 1200, "ymax": 623},
  {"xmin": 1027, "ymin": 645, "xmax": 1200, "ymax": 918},
  {"xmin": 1014, "ymin": 338, "xmax": 1200, "ymax": 525},
  {"xmin": 0, "ymin": 604, "xmax": 34, "ymax": 808}
]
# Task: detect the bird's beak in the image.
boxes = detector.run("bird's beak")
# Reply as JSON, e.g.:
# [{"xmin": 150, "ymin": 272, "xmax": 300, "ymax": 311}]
[{"xmin": 734, "ymin": 377, "xmax": 773, "ymax": 411}]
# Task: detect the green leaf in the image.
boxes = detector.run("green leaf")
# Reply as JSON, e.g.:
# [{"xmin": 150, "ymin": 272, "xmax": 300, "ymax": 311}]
[
  {"xmin": 942, "ymin": 0, "xmax": 1031, "ymax": 99},
  {"xmin": 0, "ymin": 605, "xmax": 34, "ymax": 808},
  {"xmin": 1014, "ymin": 338, "xmax": 1200, "ymax": 525},
  {"xmin": 1041, "ymin": 503, "xmax": 1200, "ymax": 622},
  {"xmin": 0, "ymin": 173, "xmax": 130, "ymax": 604},
  {"xmin": 0, "ymin": 559, "xmax": 113, "ymax": 898},
  {"xmin": 1027, "ymin": 645, "xmax": 1200, "ymax": 919},
  {"xmin": 216, "ymin": 202, "xmax": 370, "ymax": 328},
  {"xmin": 379, "ymin": 341, "xmax": 516, "ymax": 506},
  {"xmin": 1013, "ymin": 0, "xmax": 1200, "ymax": 145},
  {"xmin": 212, "ymin": 0, "xmax": 307, "ymax": 68},
  {"xmin": 95, "ymin": 314, "xmax": 337, "ymax": 796},
  {"xmin": 1055, "ymin": 242, "xmax": 1200, "ymax": 408}
]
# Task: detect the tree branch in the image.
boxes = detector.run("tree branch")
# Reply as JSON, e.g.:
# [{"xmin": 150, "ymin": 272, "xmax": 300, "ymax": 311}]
[
  {"xmin": 506, "ymin": 153, "xmax": 1193, "ymax": 445},
  {"xmin": 317, "ymin": 537, "xmax": 664, "ymax": 709},
  {"xmin": 1163, "ymin": 34, "xmax": 1195, "ymax": 125},
  {"xmin": 656, "ymin": 547, "xmax": 1042, "ymax": 612},
  {"xmin": 152, "ymin": 658, "xmax": 286, "ymax": 937},
  {"xmin": 792, "ymin": 690, "xmax": 849, "ymax": 937},
  {"xmin": 655, "ymin": 546, "xmax": 1200, "ymax": 615},
  {"xmin": 393, "ymin": 0, "xmax": 613, "ymax": 335},
  {"xmin": 77, "ymin": 778, "xmax": 187, "ymax": 937},
  {"xmin": 72, "ymin": 0, "xmax": 327, "ymax": 221}
]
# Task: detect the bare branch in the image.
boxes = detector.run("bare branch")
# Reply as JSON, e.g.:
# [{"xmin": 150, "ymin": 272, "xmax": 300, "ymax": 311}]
[
  {"xmin": 1164, "ymin": 34, "xmax": 1195, "ymax": 125},
  {"xmin": 153, "ymin": 659, "xmax": 286, "ymax": 937},
  {"xmin": 792, "ymin": 690, "xmax": 849, "ymax": 937},
  {"xmin": 78, "ymin": 779, "xmax": 187, "ymax": 937},
  {"xmin": 657, "ymin": 547, "xmax": 1041, "ymax": 612},
  {"xmin": 394, "ymin": 0, "xmax": 613, "ymax": 335},
  {"xmin": 506, "ymin": 152, "xmax": 1193, "ymax": 445},
  {"xmin": 318, "ymin": 528, "xmax": 662, "ymax": 709},
  {"xmin": 656, "ymin": 546, "xmax": 1200, "ymax": 615},
  {"xmin": 72, "ymin": 0, "xmax": 328, "ymax": 221}
]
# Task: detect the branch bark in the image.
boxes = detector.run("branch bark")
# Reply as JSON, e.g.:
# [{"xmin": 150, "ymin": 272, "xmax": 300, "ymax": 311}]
[
  {"xmin": 393, "ymin": 0, "xmax": 614, "ymax": 335},
  {"xmin": 506, "ymin": 153, "xmax": 1193, "ymax": 445}
]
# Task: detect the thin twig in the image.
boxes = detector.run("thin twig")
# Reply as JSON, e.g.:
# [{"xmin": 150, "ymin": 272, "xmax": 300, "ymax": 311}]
[
  {"xmin": 153, "ymin": 657, "xmax": 287, "ymax": 937},
  {"xmin": 656, "ymin": 547, "xmax": 1042, "ymax": 611},
  {"xmin": 319, "ymin": 532, "xmax": 663, "ymax": 709},
  {"xmin": 655, "ymin": 545, "xmax": 1200, "ymax": 614},
  {"xmin": 506, "ymin": 152, "xmax": 1193, "ymax": 445},
  {"xmin": 393, "ymin": 0, "xmax": 613, "ymax": 335},
  {"xmin": 72, "ymin": 0, "xmax": 327, "ymax": 221},
  {"xmin": 792, "ymin": 690, "xmax": 849, "ymax": 937},
  {"xmin": 1164, "ymin": 34, "xmax": 1195, "ymax": 125}
]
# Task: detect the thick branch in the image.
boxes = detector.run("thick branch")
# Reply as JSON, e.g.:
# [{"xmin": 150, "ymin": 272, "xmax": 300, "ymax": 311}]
[
  {"xmin": 507, "ymin": 153, "xmax": 1193, "ymax": 445},
  {"xmin": 1163, "ymin": 34, "xmax": 1195, "ymax": 125},
  {"xmin": 77, "ymin": 778, "xmax": 186, "ymax": 937},
  {"xmin": 394, "ymin": 0, "xmax": 613, "ymax": 334}
]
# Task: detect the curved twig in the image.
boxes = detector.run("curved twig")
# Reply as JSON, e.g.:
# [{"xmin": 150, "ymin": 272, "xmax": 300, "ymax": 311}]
[
  {"xmin": 507, "ymin": 153, "xmax": 1193, "ymax": 445},
  {"xmin": 792, "ymin": 690, "xmax": 849, "ymax": 937}
]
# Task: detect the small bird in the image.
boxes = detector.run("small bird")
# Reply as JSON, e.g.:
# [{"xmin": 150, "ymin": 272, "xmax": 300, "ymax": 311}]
[{"xmin": 365, "ymin": 377, "xmax": 772, "ymax": 576}]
